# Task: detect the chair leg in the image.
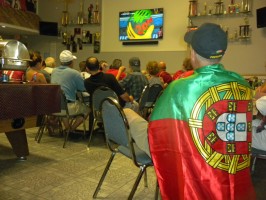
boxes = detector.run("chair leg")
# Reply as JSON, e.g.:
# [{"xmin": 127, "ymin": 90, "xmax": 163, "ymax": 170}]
[
  {"xmin": 144, "ymin": 169, "xmax": 148, "ymax": 187},
  {"xmin": 155, "ymin": 181, "xmax": 160, "ymax": 200},
  {"xmin": 128, "ymin": 165, "xmax": 147, "ymax": 200},
  {"xmin": 93, "ymin": 152, "xmax": 116, "ymax": 198},
  {"xmin": 82, "ymin": 117, "xmax": 86, "ymax": 138},
  {"xmin": 87, "ymin": 119, "xmax": 96, "ymax": 148},
  {"xmin": 251, "ymin": 156, "xmax": 257, "ymax": 174},
  {"xmin": 36, "ymin": 115, "xmax": 48, "ymax": 143},
  {"xmin": 63, "ymin": 128, "xmax": 70, "ymax": 148}
]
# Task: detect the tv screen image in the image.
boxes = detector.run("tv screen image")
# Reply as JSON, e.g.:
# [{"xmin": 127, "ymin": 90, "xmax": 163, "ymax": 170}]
[
  {"xmin": 119, "ymin": 8, "xmax": 164, "ymax": 41},
  {"xmin": 39, "ymin": 21, "xmax": 58, "ymax": 36}
]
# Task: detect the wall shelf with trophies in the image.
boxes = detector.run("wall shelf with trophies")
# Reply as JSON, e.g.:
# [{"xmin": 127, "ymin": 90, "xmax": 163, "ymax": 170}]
[
  {"xmin": 187, "ymin": 0, "xmax": 253, "ymax": 42},
  {"xmin": 59, "ymin": 0, "xmax": 101, "ymax": 53}
]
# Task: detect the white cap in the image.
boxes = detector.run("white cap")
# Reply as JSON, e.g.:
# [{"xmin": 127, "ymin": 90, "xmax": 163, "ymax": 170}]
[
  {"xmin": 256, "ymin": 96, "xmax": 266, "ymax": 116},
  {"xmin": 59, "ymin": 50, "xmax": 77, "ymax": 62}
]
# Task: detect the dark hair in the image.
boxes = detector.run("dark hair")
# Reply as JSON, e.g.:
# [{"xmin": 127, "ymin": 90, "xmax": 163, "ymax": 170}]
[
  {"xmin": 79, "ymin": 61, "xmax": 87, "ymax": 72},
  {"xmin": 29, "ymin": 51, "xmax": 42, "ymax": 67},
  {"xmin": 86, "ymin": 57, "xmax": 99, "ymax": 71},
  {"xmin": 60, "ymin": 60, "xmax": 73, "ymax": 66},
  {"xmin": 111, "ymin": 59, "xmax": 122, "ymax": 69}
]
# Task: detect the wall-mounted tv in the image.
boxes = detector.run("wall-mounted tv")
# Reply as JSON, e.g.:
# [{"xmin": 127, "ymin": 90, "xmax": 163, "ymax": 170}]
[
  {"xmin": 257, "ymin": 7, "xmax": 266, "ymax": 28},
  {"xmin": 39, "ymin": 21, "xmax": 58, "ymax": 36},
  {"xmin": 119, "ymin": 8, "xmax": 164, "ymax": 41}
]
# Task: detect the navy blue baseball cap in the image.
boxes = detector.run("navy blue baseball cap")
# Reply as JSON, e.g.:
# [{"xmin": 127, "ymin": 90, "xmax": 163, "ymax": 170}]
[{"xmin": 184, "ymin": 23, "xmax": 227, "ymax": 59}]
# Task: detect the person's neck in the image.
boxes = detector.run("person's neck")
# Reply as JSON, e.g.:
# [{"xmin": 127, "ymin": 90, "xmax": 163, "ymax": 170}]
[{"xmin": 90, "ymin": 70, "xmax": 100, "ymax": 75}]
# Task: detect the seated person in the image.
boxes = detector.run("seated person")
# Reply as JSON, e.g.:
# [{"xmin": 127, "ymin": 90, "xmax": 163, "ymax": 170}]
[
  {"xmin": 146, "ymin": 61, "xmax": 164, "ymax": 87},
  {"xmin": 26, "ymin": 51, "xmax": 47, "ymax": 84},
  {"xmin": 123, "ymin": 108, "xmax": 150, "ymax": 157},
  {"xmin": 119, "ymin": 57, "xmax": 149, "ymax": 102},
  {"xmin": 252, "ymin": 96, "xmax": 266, "ymax": 151},
  {"xmin": 157, "ymin": 61, "xmax": 172, "ymax": 85},
  {"xmin": 99, "ymin": 60, "xmax": 109, "ymax": 73},
  {"xmin": 44, "ymin": 57, "xmax": 56, "ymax": 75},
  {"xmin": 106, "ymin": 58, "xmax": 126, "ymax": 80},
  {"xmin": 51, "ymin": 50, "xmax": 89, "ymax": 137},
  {"xmin": 172, "ymin": 57, "xmax": 194, "ymax": 80},
  {"xmin": 79, "ymin": 60, "xmax": 90, "ymax": 80}
]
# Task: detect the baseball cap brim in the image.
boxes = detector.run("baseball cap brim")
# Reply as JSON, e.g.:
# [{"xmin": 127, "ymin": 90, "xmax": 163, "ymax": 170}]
[{"xmin": 184, "ymin": 30, "xmax": 195, "ymax": 44}]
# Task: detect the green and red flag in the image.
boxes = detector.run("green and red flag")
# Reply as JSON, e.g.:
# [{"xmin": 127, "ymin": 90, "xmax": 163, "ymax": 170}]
[{"xmin": 148, "ymin": 64, "xmax": 256, "ymax": 200}]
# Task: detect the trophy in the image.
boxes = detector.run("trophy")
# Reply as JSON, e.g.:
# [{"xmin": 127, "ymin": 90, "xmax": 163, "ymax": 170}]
[
  {"xmin": 239, "ymin": 17, "xmax": 250, "ymax": 38},
  {"xmin": 188, "ymin": 0, "xmax": 198, "ymax": 17}
]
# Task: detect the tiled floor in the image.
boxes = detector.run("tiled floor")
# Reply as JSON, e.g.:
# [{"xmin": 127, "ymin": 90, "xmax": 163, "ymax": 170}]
[
  {"xmin": 0, "ymin": 128, "xmax": 158, "ymax": 200},
  {"xmin": 1, "ymin": 127, "xmax": 266, "ymax": 200}
]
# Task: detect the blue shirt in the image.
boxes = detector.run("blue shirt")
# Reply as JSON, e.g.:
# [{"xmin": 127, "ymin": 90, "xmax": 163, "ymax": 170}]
[{"xmin": 51, "ymin": 66, "xmax": 85, "ymax": 101}]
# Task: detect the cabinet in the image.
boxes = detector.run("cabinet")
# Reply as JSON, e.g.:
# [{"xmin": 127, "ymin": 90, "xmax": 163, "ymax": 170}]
[{"xmin": 187, "ymin": 0, "xmax": 252, "ymax": 42}]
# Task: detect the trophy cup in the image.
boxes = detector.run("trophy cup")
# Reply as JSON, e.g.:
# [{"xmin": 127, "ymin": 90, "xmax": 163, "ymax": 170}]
[
  {"xmin": 239, "ymin": 17, "xmax": 250, "ymax": 39},
  {"xmin": 188, "ymin": 0, "xmax": 198, "ymax": 17}
]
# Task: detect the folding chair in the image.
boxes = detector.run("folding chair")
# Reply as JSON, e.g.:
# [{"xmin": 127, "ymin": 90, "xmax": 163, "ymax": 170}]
[
  {"xmin": 36, "ymin": 90, "xmax": 87, "ymax": 148},
  {"xmin": 251, "ymin": 147, "xmax": 266, "ymax": 174},
  {"xmin": 87, "ymin": 86, "xmax": 118, "ymax": 148},
  {"xmin": 93, "ymin": 97, "xmax": 157, "ymax": 199},
  {"xmin": 138, "ymin": 84, "xmax": 163, "ymax": 120}
]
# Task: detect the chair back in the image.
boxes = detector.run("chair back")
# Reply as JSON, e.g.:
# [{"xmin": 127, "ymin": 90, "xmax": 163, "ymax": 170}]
[
  {"xmin": 52, "ymin": 89, "xmax": 69, "ymax": 115},
  {"xmin": 138, "ymin": 85, "xmax": 150, "ymax": 112},
  {"xmin": 138, "ymin": 84, "xmax": 163, "ymax": 119},
  {"xmin": 92, "ymin": 86, "xmax": 118, "ymax": 120},
  {"xmin": 146, "ymin": 84, "xmax": 163, "ymax": 107},
  {"xmin": 101, "ymin": 97, "xmax": 130, "ymax": 149}
]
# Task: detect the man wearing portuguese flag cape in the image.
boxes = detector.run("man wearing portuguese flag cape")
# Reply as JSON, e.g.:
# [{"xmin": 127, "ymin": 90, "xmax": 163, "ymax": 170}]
[{"xmin": 148, "ymin": 23, "xmax": 256, "ymax": 200}]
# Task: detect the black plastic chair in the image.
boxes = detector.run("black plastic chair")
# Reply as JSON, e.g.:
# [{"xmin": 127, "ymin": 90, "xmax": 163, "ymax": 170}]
[
  {"xmin": 87, "ymin": 86, "xmax": 118, "ymax": 148},
  {"xmin": 36, "ymin": 90, "xmax": 87, "ymax": 148},
  {"xmin": 138, "ymin": 84, "xmax": 163, "ymax": 120},
  {"xmin": 93, "ymin": 97, "xmax": 157, "ymax": 199}
]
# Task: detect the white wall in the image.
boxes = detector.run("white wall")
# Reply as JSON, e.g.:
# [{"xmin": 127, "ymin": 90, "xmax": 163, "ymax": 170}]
[{"xmin": 20, "ymin": 0, "xmax": 266, "ymax": 75}]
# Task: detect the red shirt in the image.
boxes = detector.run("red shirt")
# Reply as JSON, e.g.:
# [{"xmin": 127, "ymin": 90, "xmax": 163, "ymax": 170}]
[
  {"xmin": 106, "ymin": 69, "xmax": 126, "ymax": 80},
  {"xmin": 158, "ymin": 71, "xmax": 172, "ymax": 84}
]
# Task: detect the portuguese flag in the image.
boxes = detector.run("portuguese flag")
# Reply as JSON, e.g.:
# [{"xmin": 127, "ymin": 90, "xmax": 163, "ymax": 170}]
[{"xmin": 148, "ymin": 64, "xmax": 256, "ymax": 200}]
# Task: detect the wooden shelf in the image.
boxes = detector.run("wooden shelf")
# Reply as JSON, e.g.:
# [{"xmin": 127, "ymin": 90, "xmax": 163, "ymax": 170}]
[{"xmin": 0, "ymin": 5, "xmax": 40, "ymax": 35}]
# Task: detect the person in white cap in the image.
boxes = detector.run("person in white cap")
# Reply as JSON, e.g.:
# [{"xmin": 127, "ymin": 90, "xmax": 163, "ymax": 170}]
[
  {"xmin": 252, "ymin": 96, "xmax": 266, "ymax": 151},
  {"xmin": 51, "ymin": 50, "xmax": 89, "ymax": 139}
]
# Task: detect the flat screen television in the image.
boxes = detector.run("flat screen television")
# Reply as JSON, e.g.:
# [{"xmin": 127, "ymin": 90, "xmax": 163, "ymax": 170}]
[
  {"xmin": 119, "ymin": 8, "xmax": 164, "ymax": 41},
  {"xmin": 256, "ymin": 7, "xmax": 266, "ymax": 28},
  {"xmin": 39, "ymin": 21, "xmax": 58, "ymax": 36}
]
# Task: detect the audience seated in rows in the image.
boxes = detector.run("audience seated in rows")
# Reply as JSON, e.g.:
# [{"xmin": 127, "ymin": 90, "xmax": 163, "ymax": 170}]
[{"xmin": 84, "ymin": 56, "xmax": 138, "ymax": 131}]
